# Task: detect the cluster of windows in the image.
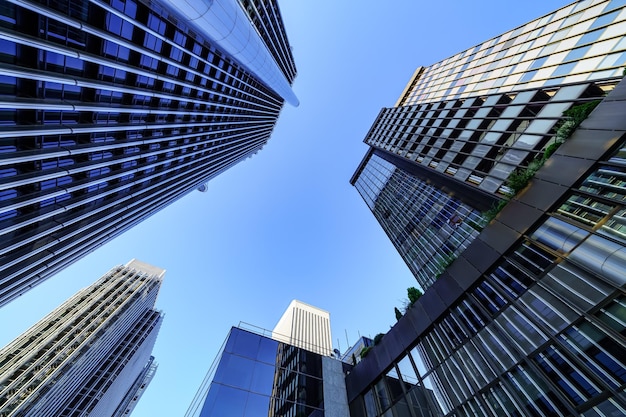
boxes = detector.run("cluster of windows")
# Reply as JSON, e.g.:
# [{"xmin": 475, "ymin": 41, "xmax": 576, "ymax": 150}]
[
  {"xmin": 354, "ymin": 154, "xmax": 484, "ymax": 291},
  {"xmin": 366, "ymin": 81, "xmax": 612, "ymax": 196},
  {"xmin": 349, "ymin": 139, "xmax": 626, "ymax": 417},
  {"xmin": 0, "ymin": 265, "xmax": 162, "ymax": 416},
  {"xmin": 402, "ymin": 0, "xmax": 626, "ymax": 104},
  {"xmin": 197, "ymin": 328, "xmax": 324, "ymax": 417},
  {"xmin": 0, "ymin": 0, "xmax": 296, "ymax": 306}
]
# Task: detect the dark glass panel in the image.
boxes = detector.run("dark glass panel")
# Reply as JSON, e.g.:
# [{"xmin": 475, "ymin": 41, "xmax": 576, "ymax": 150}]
[
  {"xmin": 227, "ymin": 328, "xmax": 261, "ymax": 359},
  {"xmin": 563, "ymin": 321, "xmax": 626, "ymax": 385},
  {"xmin": 249, "ymin": 361, "xmax": 275, "ymax": 396},
  {"xmin": 534, "ymin": 345, "xmax": 603, "ymax": 405},
  {"xmin": 199, "ymin": 384, "xmax": 246, "ymax": 417},
  {"xmin": 243, "ymin": 393, "xmax": 270, "ymax": 417}
]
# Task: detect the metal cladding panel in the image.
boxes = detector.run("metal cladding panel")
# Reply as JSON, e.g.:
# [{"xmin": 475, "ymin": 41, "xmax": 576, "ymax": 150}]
[
  {"xmin": 457, "ymin": 238, "xmax": 501, "ymax": 276},
  {"xmin": 494, "ymin": 199, "xmax": 545, "ymax": 235}
]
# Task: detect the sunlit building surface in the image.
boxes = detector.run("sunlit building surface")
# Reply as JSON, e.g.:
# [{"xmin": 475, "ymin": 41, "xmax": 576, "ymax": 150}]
[
  {"xmin": 0, "ymin": 259, "xmax": 163, "ymax": 417},
  {"xmin": 273, "ymin": 299, "xmax": 333, "ymax": 357},
  {"xmin": 351, "ymin": 0, "xmax": 626, "ymax": 292},
  {"xmin": 348, "ymin": 1, "xmax": 626, "ymax": 416},
  {"xmin": 0, "ymin": 0, "xmax": 297, "ymax": 307}
]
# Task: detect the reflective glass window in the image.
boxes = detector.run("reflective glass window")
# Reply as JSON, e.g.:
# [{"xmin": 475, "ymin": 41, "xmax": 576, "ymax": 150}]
[
  {"xmin": 506, "ymin": 365, "xmax": 569, "ymax": 416},
  {"xmin": 588, "ymin": 10, "xmax": 621, "ymax": 30},
  {"xmin": 561, "ymin": 320, "xmax": 626, "ymax": 386},
  {"xmin": 570, "ymin": 235, "xmax": 626, "ymax": 287},
  {"xmin": 200, "ymin": 384, "xmax": 247, "ymax": 417},
  {"xmin": 243, "ymin": 393, "xmax": 270, "ymax": 417},
  {"xmin": 531, "ymin": 217, "xmax": 589, "ymax": 254},
  {"xmin": 594, "ymin": 296, "xmax": 626, "ymax": 337},
  {"xmin": 577, "ymin": 28, "xmax": 605, "ymax": 46},
  {"xmin": 535, "ymin": 345, "xmax": 603, "ymax": 405}
]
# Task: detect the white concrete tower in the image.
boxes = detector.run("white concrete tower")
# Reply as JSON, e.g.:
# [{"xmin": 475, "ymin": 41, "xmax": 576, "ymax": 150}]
[{"xmin": 272, "ymin": 300, "xmax": 332, "ymax": 356}]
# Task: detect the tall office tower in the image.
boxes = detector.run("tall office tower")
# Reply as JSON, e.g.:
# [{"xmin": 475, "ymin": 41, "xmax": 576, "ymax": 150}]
[
  {"xmin": 351, "ymin": 0, "xmax": 625, "ymax": 291},
  {"xmin": 0, "ymin": 259, "xmax": 164, "ymax": 417},
  {"xmin": 185, "ymin": 303, "xmax": 348, "ymax": 417},
  {"xmin": 347, "ymin": 1, "xmax": 626, "ymax": 417},
  {"xmin": 0, "ymin": 0, "xmax": 297, "ymax": 307},
  {"xmin": 272, "ymin": 299, "xmax": 333, "ymax": 356}
]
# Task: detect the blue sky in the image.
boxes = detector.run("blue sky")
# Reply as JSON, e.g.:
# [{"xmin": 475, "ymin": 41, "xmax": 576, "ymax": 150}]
[{"xmin": 0, "ymin": 1, "xmax": 566, "ymax": 416}]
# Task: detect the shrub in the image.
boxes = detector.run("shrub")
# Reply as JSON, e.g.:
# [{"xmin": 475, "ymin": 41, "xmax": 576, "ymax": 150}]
[
  {"xmin": 483, "ymin": 199, "xmax": 508, "ymax": 223},
  {"xmin": 556, "ymin": 100, "xmax": 600, "ymax": 141},
  {"xmin": 407, "ymin": 287, "xmax": 423, "ymax": 305},
  {"xmin": 563, "ymin": 100, "xmax": 600, "ymax": 122},
  {"xmin": 360, "ymin": 346, "xmax": 371, "ymax": 359},
  {"xmin": 507, "ymin": 168, "xmax": 533, "ymax": 194},
  {"xmin": 374, "ymin": 333, "xmax": 385, "ymax": 345},
  {"xmin": 543, "ymin": 141, "xmax": 562, "ymax": 160},
  {"xmin": 394, "ymin": 307, "xmax": 403, "ymax": 321}
]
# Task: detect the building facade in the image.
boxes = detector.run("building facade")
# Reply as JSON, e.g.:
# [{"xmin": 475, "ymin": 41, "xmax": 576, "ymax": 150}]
[
  {"xmin": 273, "ymin": 299, "xmax": 333, "ymax": 357},
  {"xmin": 0, "ymin": 0, "xmax": 297, "ymax": 307},
  {"xmin": 186, "ymin": 302, "xmax": 348, "ymax": 417},
  {"xmin": 351, "ymin": 0, "xmax": 626, "ymax": 291},
  {"xmin": 347, "ymin": 1, "xmax": 626, "ymax": 416},
  {"xmin": 0, "ymin": 259, "xmax": 164, "ymax": 417}
]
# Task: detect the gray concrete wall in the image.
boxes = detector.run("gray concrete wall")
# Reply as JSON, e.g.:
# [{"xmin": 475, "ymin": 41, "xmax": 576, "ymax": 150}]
[{"xmin": 322, "ymin": 357, "xmax": 350, "ymax": 417}]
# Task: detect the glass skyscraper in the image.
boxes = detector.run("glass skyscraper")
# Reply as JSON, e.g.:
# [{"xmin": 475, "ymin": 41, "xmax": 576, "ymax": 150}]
[
  {"xmin": 0, "ymin": 0, "xmax": 297, "ymax": 307},
  {"xmin": 0, "ymin": 259, "xmax": 163, "ymax": 416},
  {"xmin": 351, "ymin": 0, "xmax": 625, "ymax": 292},
  {"xmin": 348, "ymin": 1, "xmax": 626, "ymax": 416},
  {"xmin": 186, "ymin": 301, "xmax": 349, "ymax": 417}
]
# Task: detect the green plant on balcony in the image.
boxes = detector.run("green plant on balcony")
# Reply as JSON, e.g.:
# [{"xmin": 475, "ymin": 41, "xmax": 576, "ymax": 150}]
[
  {"xmin": 482, "ymin": 199, "xmax": 509, "ymax": 224},
  {"xmin": 555, "ymin": 100, "xmax": 600, "ymax": 141},
  {"xmin": 483, "ymin": 99, "xmax": 602, "ymax": 223},
  {"xmin": 394, "ymin": 307, "xmax": 403, "ymax": 321},
  {"xmin": 407, "ymin": 287, "xmax": 423, "ymax": 304},
  {"xmin": 374, "ymin": 333, "xmax": 385, "ymax": 345},
  {"xmin": 360, "ymin": 346, "xmax": 371, "ymax": 359}
]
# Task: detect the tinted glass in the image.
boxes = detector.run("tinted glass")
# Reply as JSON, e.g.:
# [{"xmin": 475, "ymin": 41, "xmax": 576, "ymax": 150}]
[{"xmin": 200, "ymin": 328, "xmax": 325, "ymax": 416}]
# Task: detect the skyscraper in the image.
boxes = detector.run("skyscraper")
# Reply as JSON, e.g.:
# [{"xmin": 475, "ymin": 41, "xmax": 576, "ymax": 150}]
[
  {"xmin": 0, "ymin": 259, "xmax": 163, "ymax": 417},
  {"xmin": 348, "ymin": 1, "xmax": 626, "ymax": 416},
  {"xmin": 351, "ymin": 0, "xmax": 625, "ymax": 291},
  {"xmin": 0, "ymin": 0, "xmax": 297, "ymax": 307}
]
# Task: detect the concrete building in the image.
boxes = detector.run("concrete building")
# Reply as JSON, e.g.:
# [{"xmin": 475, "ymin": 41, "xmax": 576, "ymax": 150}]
[{"xmin": 272, "ymin": 299, "xmax": 333, "ymax": 357}]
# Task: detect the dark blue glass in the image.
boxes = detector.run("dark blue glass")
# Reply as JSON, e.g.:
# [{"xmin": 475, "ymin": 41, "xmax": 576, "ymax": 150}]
[
  {"xmin": 256, "ymin": 336, "xmax": 278, "ymax": 364},
  {"xmin": 229, "ymin": 328, "xmax": 261, "ymax": 359},
  {"xmin": 213, "ymin": 352, "xmax": 254, "ymax": 390},
  {"xmin": 243, "ymin": 393, "xmax": 270, "ymax": 417},
  {"xmin": 200, "ymin": 384, "xmax": 246, "ymax": 417}
]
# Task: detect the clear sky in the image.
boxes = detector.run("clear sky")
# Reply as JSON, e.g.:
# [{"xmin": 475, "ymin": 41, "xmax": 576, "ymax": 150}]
[{"xmin": 0, "ymin": 1, "xmax": 567, "ymax": 416}]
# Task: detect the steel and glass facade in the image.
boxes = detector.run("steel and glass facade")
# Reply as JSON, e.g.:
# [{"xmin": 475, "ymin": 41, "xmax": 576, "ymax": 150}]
[
  {"xmin": 0, "ymin": 259, "xmax": 163, "ymax": 416},
  {"xmin": 348, "ymin": 1, "xmax": 626, "ymax": 416},
  {"xmin": 351, "ymin": 0, "xmax": 626, "ymax": 291},
  {"xmin": 0, "ymin": 0, "xmax": 297, "ymax": 307},
  {"xmin": 186, "ymin": 326, "xmax": 349, "ymax": 417}
]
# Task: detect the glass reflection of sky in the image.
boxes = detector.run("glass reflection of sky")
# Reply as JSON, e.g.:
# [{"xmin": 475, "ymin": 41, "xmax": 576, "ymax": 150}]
[{"xmin": 199, "ymin": 328, "xmax": 325, "ymax": 417}]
